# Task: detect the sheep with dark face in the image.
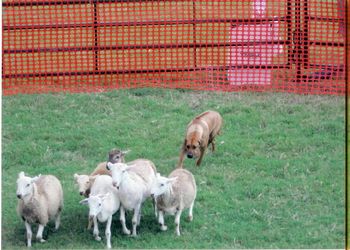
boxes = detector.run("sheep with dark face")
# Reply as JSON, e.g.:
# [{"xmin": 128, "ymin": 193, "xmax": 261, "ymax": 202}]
[
  {"xmin": 74, "ymin": 149, "xmax": 129, "ymax": 197},
  {"xmin": 74, "ymin": 149, "xmax": 129, "ymax": 230},
  {"xmin": 16, "ymin": 172, "xmax": 63, "ymax": 247},
  {"xmin": 108, "ymin": 148, "xmax": 129, "ymax": 165}
]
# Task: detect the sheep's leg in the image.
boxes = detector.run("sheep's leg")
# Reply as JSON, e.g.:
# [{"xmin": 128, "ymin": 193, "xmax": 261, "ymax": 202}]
[
  {"xmin": 188, "ymin": 201, "xmax": 194, "ymax": 221},
  {"xmin": 24, "ymin": 221, "xmax": 32, "ymax": 247},
  {"xmin": 55, "ymin": 212, "xmax": 61, "ymax": 230},
  {"xmin": 87, "ymin": 217, "xmax": 93, "ymax": 230},
  {"xmin": 105, "ymin": 216, "xmax": 112, "ymax": 249},
  {"xmin": 120, "ymin": 206, "xmax": 130, "ymax": 235},
  {"xmin": 137, "ymin": 207, "xmax": 142, "ymax": 226},
  {"xmin": 92, "ymin": 216, "xmax": 101, "ymax": 241},
  {"xmin": 174, "ymin": 209, "xmax": 183, "ymax": 236},
  {"xmin": 36, "ymin": 224, "xmax": 46, "ymax": 243},
  {"xmin": 152, "ymin": 197, "xmax": 158, "ymax": 218},
  {"xmin": 158, "ymin": 210, "xmax": 167, "ymax": 231},
  {"xmin": 132, "ymin": 204, "xmax": 141, "ymax": 237}
]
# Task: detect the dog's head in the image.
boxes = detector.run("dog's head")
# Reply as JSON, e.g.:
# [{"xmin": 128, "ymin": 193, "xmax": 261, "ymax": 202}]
[{"xmin": 184, "ymin": 135, "xmax": 201, "ymax": 159}]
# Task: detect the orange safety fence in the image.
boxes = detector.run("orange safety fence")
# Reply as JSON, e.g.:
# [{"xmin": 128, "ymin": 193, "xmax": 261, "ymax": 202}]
[{"xmin": 2, "ymin": 0, "xmax": 346, "ymax": 95}]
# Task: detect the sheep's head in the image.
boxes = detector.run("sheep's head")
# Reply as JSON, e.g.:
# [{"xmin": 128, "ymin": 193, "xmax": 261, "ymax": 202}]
[
  {"xmin": 106, "ymin": 162, "xmax": 129, "ymax": 189},
  {"xmin": 151, "ymin": 173, "xmax": 178, "ymax": 197},
  {"xmin": 108, "ymin": 149, "xmax": 130, "ymax": 164},
  {"xmin": 79, "ymin": 193, "xmax": 110, "ymax": 218},
  {"xmin": 74, "ymin": 174, "xmax": 97, "ymax": 197},
  {"xmin": 16, "ymin": 172, "xmax": 40, "ymax": 200}
]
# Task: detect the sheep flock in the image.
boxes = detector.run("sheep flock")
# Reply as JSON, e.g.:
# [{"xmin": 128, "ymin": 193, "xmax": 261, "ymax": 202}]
[{"xmin": 16, "ymin": 148, "xmax": 199, "ymax": 248}]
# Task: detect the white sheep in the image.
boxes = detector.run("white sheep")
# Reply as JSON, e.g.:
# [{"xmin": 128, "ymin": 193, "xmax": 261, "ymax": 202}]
[
  {"xmin": 109, "ymin": 158, "xmax": 158, "ymax": 218},
  {"xmin": 106, "ymin": 160, "xmax": 157, "ymax": 237},
  {"xmin": 16, "ymin": 172, "xmax": 63, "ymax": 247},
  {"xmin": 74, "ymin": 149, "xmax": 129, "ymax": 197},
  {"xmin": 151, "ymin": 168, "xmax": 196, "ymax": 236},
  {"xmin": 80, "ymin": 175, "xmax": 120, "ymax": 249}
]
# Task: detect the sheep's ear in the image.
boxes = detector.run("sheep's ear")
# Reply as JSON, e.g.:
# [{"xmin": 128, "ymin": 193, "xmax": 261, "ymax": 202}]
[
  {"xmin": 156, "ymin": 172, "xmax": 161, "ymax": 178},
  {"xmin": 89, "ymin": 175, "xmax": 98, "ymax": 182},
  {"xmin": 73, "ymin": 173, "xmax": 79, "ymax": 180},
  {"xmin": 106, "ymin": 162, "xmax": 113, "ymax": 170},
  {"xmin": 18, "ymin": 171, "xmax": 25, "ymax": 178},
  {"xmin": 79, "ymin": 198, "xmax": 89, "ymax": 206},
  {"xmin": 101, "ymin": 192, "xmax": 110, "ymax": 201},
  {"xmin": 167, "ymin": 177, "xmax": 178, "ymax": 184},
  {"xmin": 31, "ymin": 174, "xmax": 41, "ymax": 183},
  {"xmin": 122, "ymin": 165, "xmax": 131, "ymax": 172},
  {"xmin": 121, "ymin": 150, "xmax": 131, "ymax": 156},
  {"xmin": 96, "ymin": 193, "xmax": 105, "ymax": 199}
]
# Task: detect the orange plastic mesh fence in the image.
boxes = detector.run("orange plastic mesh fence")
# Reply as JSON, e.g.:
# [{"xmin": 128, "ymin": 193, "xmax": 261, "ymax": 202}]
[{"xmin": 2, "ymin": 0, "xmax": 346, "ymax": 95}]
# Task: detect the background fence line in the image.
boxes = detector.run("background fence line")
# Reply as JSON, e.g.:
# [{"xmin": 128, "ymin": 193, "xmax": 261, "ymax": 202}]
[{"xmin": 2, "ymin": 0, "xmax": 346, "ymax": 95}]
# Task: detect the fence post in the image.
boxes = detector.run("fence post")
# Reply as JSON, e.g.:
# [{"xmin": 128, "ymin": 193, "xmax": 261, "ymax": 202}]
[
  {"xmin": 293, "ymin": 0, "xmax": 303, "ymax": 90},
  {"xmin": 346, "ymin": 0, "xmax": 349, "ymax": 95},
  {"xmin": 287, "ymin": 0, "xmax": 293, "ymax": 67},
  {"xmin": 192, "ymin": 0, "xmax": 197, "ymax": 69},
  {"xmin": 303, "ymin": 0, "xmax": 309, "ymax": 69},
  {"xmin": 93, "ymin": 1, "xmax": 99, "ymax": 72}
]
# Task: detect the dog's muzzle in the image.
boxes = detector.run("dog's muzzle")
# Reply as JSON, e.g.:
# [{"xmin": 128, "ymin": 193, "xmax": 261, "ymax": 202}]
[{"xmin": 187, "ymin": 153, "xmax": 193, "ymax": 159}]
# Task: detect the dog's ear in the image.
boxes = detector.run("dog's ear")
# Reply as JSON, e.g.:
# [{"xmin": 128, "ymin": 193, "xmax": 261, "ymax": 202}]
[
  {"xmin": 204, "ymin": 128, "xmax": 210, "ymax": 146},
  {"xmin": 198, "ymin": 139, "xmax": 203, "ymax": 148},
  {"xmin": 199, "ymin": 135, "xmax": 208, "ymax": 148},
  {"xmin": 182, "ymin": 139, "xmax": 187, "ymax": 148}
]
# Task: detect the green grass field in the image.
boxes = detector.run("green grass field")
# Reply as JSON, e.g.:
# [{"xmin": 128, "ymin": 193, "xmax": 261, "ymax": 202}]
[{"xmin": 2, "ymin": 89, "xmax": 345, "ymax": 249}]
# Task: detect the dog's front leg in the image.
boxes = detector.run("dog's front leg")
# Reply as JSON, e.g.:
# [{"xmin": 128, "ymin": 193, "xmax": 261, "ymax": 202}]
[
  {"xmin": 177, "ymin": 150, "xmax": 185, "ymax": 168},
  {"xmin": 196, "ymin": 147, "xmax": 206, "ymax": 166}
]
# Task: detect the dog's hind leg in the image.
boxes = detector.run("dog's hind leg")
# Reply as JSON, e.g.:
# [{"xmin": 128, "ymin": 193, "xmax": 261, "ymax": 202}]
[
  {"xmin": 208, "ymin": 135, "xmax": 215, "ymax": 152},
  {"xmin": 211, "ymin": 140, "xmax": 216, "ymax": 152}
]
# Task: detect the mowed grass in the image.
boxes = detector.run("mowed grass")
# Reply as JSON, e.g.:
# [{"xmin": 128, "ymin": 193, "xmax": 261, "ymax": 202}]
[{"xmin": 2, "ymin": 89, "xmax": 345, "ymax": 249}]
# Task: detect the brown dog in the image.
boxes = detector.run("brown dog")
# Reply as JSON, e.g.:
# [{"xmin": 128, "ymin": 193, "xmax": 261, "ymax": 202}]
[{"xmin": 178, "ymin": 110, "xmax": 223, "ymax": 168}]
